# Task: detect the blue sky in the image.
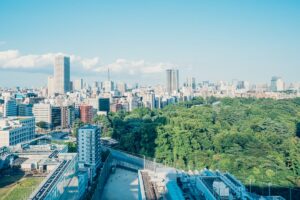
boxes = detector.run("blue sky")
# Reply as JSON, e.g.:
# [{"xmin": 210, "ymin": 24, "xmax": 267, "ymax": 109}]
[{"xmin": 0, "ymin": 0, "xmax": 299, "ymax": 87}]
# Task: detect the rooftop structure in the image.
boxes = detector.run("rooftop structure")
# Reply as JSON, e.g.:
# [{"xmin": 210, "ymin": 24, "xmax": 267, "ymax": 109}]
[
  {"xmin": 0, "ymin": 117, "xmax": 35, "ymax": 147},
  {"xmin": 138, "ymin": 168, "xmax": 285, "ymax": 200},
  {"xmin": 29, "ymin": 153, "xmax": 78, "ymax": 200}
]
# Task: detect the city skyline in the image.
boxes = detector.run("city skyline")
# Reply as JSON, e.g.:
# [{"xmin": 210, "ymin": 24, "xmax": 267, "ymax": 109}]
[{"xmin": 0, "ymin": 0, "xmax": 300, "ymax": 87}]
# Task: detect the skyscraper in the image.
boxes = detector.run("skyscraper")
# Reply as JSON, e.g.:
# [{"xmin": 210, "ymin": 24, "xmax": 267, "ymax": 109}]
[
  {"xmin": 271, "ymin": 76, "xmax": 285, "ymax": 92},
  {"xmin": 166, "ymin": 69, "xmax": 179, "ymax": 94},
  {"xmin": 74, "ymin": 78, "xmax": 84, "ymax": 91},
  {"xmin": 54, "ymin": 55, "xmax": 70, "ymax": 94},
  {"xmin": 185, "ymin": 77, "xmax": 196, "ymax": 90},
  {"xmin": 47, "ymin": 76, "xmax": 54, "ymax": 96}
]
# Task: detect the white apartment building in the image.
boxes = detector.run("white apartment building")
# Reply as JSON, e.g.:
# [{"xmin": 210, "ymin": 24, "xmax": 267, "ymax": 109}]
[
  {"xmin": 0, "ymin": 117, "xmax": 35, "ymax": 147},
  {"xmin": 78, "ymin": 125, "xmax": 101, "ymax": 178}
]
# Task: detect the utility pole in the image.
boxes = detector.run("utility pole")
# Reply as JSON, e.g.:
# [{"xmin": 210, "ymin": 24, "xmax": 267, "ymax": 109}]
[{"xmin": 268, "ymin": 182, "xmax": 271, "ymax": 196}]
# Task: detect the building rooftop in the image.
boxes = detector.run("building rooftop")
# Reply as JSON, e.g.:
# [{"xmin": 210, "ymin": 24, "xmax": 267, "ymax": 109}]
[
  {"xmin": 0, "ymin": 117, "xmax": 34, "ymax": 131},
  {"xmin": 138, "ymin": 168, "xmax": 285, "ymax": 200},
  {"xmin": 79, "ymin": 124, "xmax": 99, "ymax": 130}
]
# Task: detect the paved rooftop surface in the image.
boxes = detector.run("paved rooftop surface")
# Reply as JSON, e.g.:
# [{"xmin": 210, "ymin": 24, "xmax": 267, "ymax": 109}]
[{"xmin": 101, "ymin": 168, "xmax": 138, "ymax": 200}]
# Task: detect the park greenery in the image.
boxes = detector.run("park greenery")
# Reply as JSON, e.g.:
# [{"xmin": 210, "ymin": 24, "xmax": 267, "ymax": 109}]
[{"xmin": 95, "ymin": 97, "xmax": 300, "ymax": 187}]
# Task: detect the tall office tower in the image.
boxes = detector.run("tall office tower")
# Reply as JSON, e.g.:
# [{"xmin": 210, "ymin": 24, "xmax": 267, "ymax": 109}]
[
  {"xmin": 237, "ymin": 81, "xmax": 250, "ymax": 91},
  {"xmin": 0, "ymin": 117, "xmax": 35, "ymax": 147},
  {"xmin": 47, "ymin": 76, "xmax": 55, "ymax": 96},
  {"xmin": 142, "ymin": 90, "xmax": 155, "ymax": 109},
  {"xmin": 116, "ymin": 82, "xmax": 127, "ymax": 95},
  {"xmin": 185, "ymin": 77, "xmax": 196, "ymax": 90},
  {"xmin": 78, "ymin": 125, "xmax": 101, "ymax": 178},
  {"xmin": 79, "ymin": 104, "xmax": 93, "ymax": 123},
  {"xmin": 74, "ymin": 78, "xmax": 84, "ymax": 91},
  {"xmin": 3, "ymin": 98, "xmax": 17, "ymax": 117},
  {"xmin": 102, "ymin": 80, "xmax": 114, "ymax": 93},
  {"xmin": 271, "ymin": 76, "xmax": 285, "ymax": 92},
  {"xmin": 166, "ymin": 69, "xmax": 179, "ymax": 95},
  {"xmin": 54, "ymin": 55, "xmax": 70, "ymax": 94}
]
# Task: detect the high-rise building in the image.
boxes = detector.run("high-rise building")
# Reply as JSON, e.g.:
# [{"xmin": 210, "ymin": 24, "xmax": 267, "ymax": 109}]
[
  {"xmin": 74, "ymin": 79, "xmax": 83, "ymax": 91},
  {"xmin": 54, "ymin": 55, "xmax": 70, "ymax": 94},
  {"xmin": 79, "ymin": 104, "xmax": 93, "ymax": 123},
  {"xmin": 61, "ymin": 106, "xmax": 75, "ymax": 128},
  {"xmin": 3, "ymin": 98, "xmax": 17, "ymax": 117},
  {"xmin": 102, "ymin": 80, "xmax": 114, "ymax": 93},
  {"xmin": 78, "ymin": 125, "xmax": 101, "ymax": 177},
  {"xmin": 47, "ymin": 76, "xmax": 55, "ymax": 96},
  {"xmin": 0, "ymin": 117, "xmax": 35, "ymax": 147},
  {"xmin": 271, "ymin": 76, "xmax": 285, "ymax": 92},
  {"xmin": 51, "ymin": 107, "xmax": 61, "ymax": 128},
  {"xmin": 166, "ymin": 69, "xmax": 179, "ymax": 95},
  {"xmin": 185, "ymin": 77, "xmax": 196, "ymax": 90},
  {"xmin": 116, "ymin": 82, "xmax": 127, "ymax": 95},
  {"xmin": 142, "ymin": 90, "xmax": 155, "ymax": 109}
]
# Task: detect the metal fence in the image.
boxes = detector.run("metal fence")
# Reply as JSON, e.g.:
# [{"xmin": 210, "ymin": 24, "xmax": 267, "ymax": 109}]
[{"xmin": 91, "ymin": 153, "xmax": 114, "ymax": 200}]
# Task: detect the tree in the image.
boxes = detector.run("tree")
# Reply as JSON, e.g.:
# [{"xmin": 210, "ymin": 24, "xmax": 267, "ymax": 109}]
[
  {"xmin": 72, "ymin": 119, "xmax": 84, "ymax": 137},
  {"xmin": 36, "ymin": 121, "xmax": 48, "ymax": 129}
]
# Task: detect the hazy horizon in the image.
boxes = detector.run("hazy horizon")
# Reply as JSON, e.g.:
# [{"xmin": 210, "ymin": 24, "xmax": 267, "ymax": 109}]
[{"xmin": 0, "ymin": 0, "xmax": 299, "ymax": 87}]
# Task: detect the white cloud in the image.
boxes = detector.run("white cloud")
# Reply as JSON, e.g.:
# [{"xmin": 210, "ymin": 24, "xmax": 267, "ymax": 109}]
[
  {"xmin": 95, "ymin": 59, "xmax": 174, "ymax": 75},
  {"xmin": 0, "ymin": 50, "xmax": 175, "ymax": 76}
]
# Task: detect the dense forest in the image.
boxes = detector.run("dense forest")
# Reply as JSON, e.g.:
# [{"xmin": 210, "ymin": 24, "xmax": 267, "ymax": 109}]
[{"xmin": 95, "ymin": 97, "xmax": 300, "ymax": 188}]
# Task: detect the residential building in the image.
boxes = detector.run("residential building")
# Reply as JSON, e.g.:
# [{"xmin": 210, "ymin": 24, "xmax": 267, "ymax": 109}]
[
  {"xmin": 61, "ymin": 106, "xmax": 75, "ymax": 128},
  {"xmin": 79, "ymin": 104, "xmax": 93, "ymax": 123},
  {"xmin": 47, "ymin": 76, "xmax": 55, "ymax": 96},
  {"xmin": 78, "ymin": 125, "xmax": 101, "ymax": 178}
]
